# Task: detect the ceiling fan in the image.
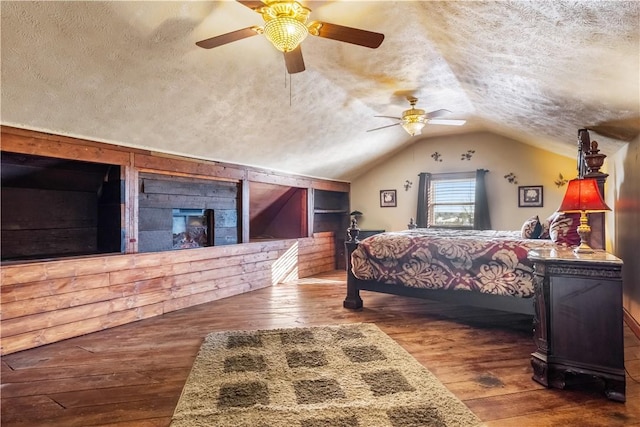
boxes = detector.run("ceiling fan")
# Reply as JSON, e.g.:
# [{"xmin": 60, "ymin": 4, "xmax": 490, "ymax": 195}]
[
  {"xmin": 195, "ymin": 0, "xmax": 384, "ymax": 74},
  {"xmin": 368, "ymin": 97, "xmax": 466, "ymax": 136}
]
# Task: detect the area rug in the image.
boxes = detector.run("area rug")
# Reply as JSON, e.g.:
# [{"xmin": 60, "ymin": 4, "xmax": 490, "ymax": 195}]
[{"xmin": 170, "ymin": 323, "xmax": 482, "ymax": 427}]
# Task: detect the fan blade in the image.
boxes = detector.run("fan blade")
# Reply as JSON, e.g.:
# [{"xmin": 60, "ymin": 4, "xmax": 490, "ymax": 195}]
[
  {"xmin": 310, "ymin": 21, "xmax": 384, "ymax": 48},
  {"xmin": 426, "ymin": 109, "xmax": 451, "ymax": 119},
  {"xmin": 427, "ymin": 119, "xmax": 466, "ymax": 126},
  {"xmin": 196, "ymin": 27, "xmax": 261, "ymax": 49},
  {"xmin": 374, "ymin": 115, "xmax": 402, "ymax": 120},
  {"xmin": 367, "ymin": 123, "xmax": 401, "ymax": 132},
  {"xmin": 284, "ymin": 45, "xmax": 305, "ymax": 74},
  {"xmin": 236, "ymin": 1, "xmax": 265, "ymax": 10}
]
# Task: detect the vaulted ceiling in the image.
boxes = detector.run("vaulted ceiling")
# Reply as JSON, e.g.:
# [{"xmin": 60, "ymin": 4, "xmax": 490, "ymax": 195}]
[{"xmin": 2, "ymin": 1, "xmax": 639, "ymax": 181}]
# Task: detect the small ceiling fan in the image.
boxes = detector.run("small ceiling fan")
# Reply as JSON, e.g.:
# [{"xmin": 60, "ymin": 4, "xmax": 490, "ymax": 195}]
[
  {"xmin": 196, "ymin": 0, "xmax": 384, "ymax": 74},
  {"xmin": 368, "ymin": 97, "xmax": 466, "ymax": 136}
]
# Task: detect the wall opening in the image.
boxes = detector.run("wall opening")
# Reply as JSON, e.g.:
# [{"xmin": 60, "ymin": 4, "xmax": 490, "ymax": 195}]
[{"xmin": 1, "ymin": 152, "xmax": 122, "ymax": 261}]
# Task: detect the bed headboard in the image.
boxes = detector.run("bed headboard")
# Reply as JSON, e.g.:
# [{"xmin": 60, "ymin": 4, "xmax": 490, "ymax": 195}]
[{"xmin": 578, "ymin": 129, "xmax": 608, "ymax": 250}]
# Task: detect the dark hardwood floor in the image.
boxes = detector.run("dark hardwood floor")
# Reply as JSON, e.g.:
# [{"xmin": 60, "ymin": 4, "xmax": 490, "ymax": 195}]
[{"xmin": 2, "ymin": 270, "xmax": 639, "ymax": 426}]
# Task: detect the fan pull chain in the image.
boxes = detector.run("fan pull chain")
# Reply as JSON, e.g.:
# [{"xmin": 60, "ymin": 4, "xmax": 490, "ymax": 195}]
[
  {"xmin": 283, "ymin": 62, "xmax": 292, "ymax": 106},
  {"xmin": 282, "ymin": 60, "xmax": 292, "ymax": 106}
]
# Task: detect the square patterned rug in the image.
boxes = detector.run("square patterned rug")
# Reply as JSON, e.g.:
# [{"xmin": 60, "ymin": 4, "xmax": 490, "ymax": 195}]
[{"xmin": 170, "ymin": 323, "xmax": 482, "ymax": 426}]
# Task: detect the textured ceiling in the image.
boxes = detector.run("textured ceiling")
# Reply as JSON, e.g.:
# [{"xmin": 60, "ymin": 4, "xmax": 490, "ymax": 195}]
[{"xmin": 2, "ymin": 1, "xmax": 639, "ymax": 181}]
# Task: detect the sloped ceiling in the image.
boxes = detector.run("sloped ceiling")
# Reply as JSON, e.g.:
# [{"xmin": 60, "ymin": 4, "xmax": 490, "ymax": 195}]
[{"xmin": 1, "ymin": 1, "xmax": 639, "ymax": 181}]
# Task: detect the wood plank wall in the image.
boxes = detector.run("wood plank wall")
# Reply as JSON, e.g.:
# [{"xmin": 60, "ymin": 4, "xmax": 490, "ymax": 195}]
[
  {"xmin": 0, "ymin": 232, "xmax": 335, "ymax": 355},
  {"xmin": 0, "ymin": 126, "xmax": 348, "ymax": 355},
  {"xmin": 138, "ymin": 173, "xmax": 240, "ymax": 251}
]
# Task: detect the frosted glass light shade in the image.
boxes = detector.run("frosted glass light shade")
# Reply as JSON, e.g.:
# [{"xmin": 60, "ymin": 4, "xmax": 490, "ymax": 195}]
[
  {"xmin": 264, "ymin": 17, "xmax": 308, "ymax": 52},
  {"xmin": 401, "ymin": 114, "xmax": 427, "ymax": 136}
]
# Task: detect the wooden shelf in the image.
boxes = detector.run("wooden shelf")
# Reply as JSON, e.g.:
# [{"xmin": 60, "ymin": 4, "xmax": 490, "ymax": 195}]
[{"xmin": 314, "ymin": 209, "xmax": 348, "ymax": 214}]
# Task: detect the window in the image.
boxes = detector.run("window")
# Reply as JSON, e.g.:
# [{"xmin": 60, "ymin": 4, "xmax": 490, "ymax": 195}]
[
  {"xmin": 417, "ymin": 169, "xmax": 490, "ymax": 230},
  {"xmin": 428, "ymin": 172, "xmax": 476, "ymax": 228}
]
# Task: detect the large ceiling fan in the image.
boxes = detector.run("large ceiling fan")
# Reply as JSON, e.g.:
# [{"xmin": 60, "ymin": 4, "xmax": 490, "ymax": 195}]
[
  {"xmin": 368, "ymin": 97, "xmax": 466, "ymax": 136},
  {"xmin": 196, "ymin": 0, "xmax": 385, "ymax": 74}
]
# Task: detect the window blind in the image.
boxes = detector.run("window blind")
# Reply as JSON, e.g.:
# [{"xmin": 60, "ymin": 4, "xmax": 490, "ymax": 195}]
[{"xmin": 428, "ymin": 175, "xmax": 476, "ymax": 227}]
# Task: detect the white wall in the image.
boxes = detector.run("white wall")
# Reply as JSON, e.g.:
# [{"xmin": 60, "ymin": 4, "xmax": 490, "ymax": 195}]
[
  {"xmin": 609, "ymin": 135, "xmax": 640, "ymax": 328},
  {"xmin": 350, "ymin": 131, "xmax": 577, "ymax": 232}
]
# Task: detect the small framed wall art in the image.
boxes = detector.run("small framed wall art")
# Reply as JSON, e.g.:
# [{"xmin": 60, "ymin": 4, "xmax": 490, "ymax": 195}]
[
  {"xmin": 518, "ymin": 185, "xmax": 543, "ymax": 207},
  {"xmin": 380, "ymin": 189, "xmax": 397, "ymax": 207}
]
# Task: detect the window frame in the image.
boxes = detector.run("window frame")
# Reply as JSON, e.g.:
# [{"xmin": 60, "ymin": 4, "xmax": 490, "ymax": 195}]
[{"xmin": 427, "ymin": 171, "xmax": 476, "ymax": 229}]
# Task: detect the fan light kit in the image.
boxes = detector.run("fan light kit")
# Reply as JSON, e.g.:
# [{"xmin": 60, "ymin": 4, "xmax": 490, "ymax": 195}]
[
  {"xmin": 368, "ymin": 96, "xmax": 466, "ymax": 136},
  {"xmin": 261, "ymin": 1, "xmax": 310, "ymax": 52},
  {"xmin": 196, "ymin": 0, "xmax": 384, "ymax": 74},
  {"xmin": 401, "ymin": 99, "xmax": 428, "ymax": 136}
]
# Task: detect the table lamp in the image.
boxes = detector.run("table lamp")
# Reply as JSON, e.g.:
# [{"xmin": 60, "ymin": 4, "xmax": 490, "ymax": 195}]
[{"xmin": 558, "ymin": 178, "xmax": 611, "ymax": 254}]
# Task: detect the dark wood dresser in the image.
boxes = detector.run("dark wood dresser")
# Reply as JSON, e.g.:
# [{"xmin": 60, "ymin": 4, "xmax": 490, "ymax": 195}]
[{"xmin": 528, "ymin": 248, "xmax": 625, "ymax": 402}]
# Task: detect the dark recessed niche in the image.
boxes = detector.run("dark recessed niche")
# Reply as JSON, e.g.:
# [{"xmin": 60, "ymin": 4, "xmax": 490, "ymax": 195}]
[
  {"xmin": 249, "ymin": 181, "xmax": 308, "ymax": 241},
  {"xmin": 1, "ymin": 152, "xmax": 122, "ymax": 261}
]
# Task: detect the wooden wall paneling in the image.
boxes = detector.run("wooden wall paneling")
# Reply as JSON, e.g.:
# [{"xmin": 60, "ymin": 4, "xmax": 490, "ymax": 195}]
[
  {"xmin": 311, "ymin": 179, "xmax": 350, "ymax": 193},
  {"xmin": 0, "ymin": 128, "xmax": 133, "ymax": 165},
  {"xmin": 2, "ymin": 228, "xmax": 98, "ymax": 259},
  {"xmin": 241, "ymin": 179, "xmax": 250, "ymax": 243},
  {"xmin": 213, "ymin": 226, "xmax": 238, "ymax": 246},
  {"xmin": 138, "ymin": 193, "xmax": 237, "ymax": 210},
  {"xmin": 134, "ymin": 153, "xmax": 244, "ymax": 181},
  {"xmin": 1, "ymin": 301, "xmax": 167, "ymax": 356},
  {"xmin": 212, "ymin": 208, "xmax": 239, "ymax": 245},
  {"xmin": 138, "ymin": 230, "xmax": 174, "ymax": 253},
  {"xmin": 308, "ymin": 188, "xmax": 315, "ymax": 237},
  {"xmin": 141, "ymin": 175, "xmax": 238, "ymax": 198},
  {"xmin": 1, "ymin": 187, "xmax": 99, "ymax": 259},
  {"xmin": 138, "ymin": 173, "xmax": 240, "ymax": 251},
  {"xmin": 0, "ymin": 234, "xmax": 336, "ymax": 355},
  {"xmin": 162, "ymin": 276, "xmax": 262, "ymax": 313},
  {"xmin": 124, "ymin": 161, "xmax": 139, "ymax": 253},
  {"xmin": 298, "ymin": 233, "xmax": 336, "ymax": 273},
  {"xmin": 247, "ymin": 170, "xmax": 312, "ymax": 189},
  {"xmin": 2, "ymin": 187, "xmax": 99, "ymax": 225},
  {"xmin": 214, "ymin": 210, "xmax": 237, "ymax": 227},
  {"xmin": 0, "ymin": 272, "xmax": 110, "ymax": 303},
  {"xmin": 300, "ymin": 188, "xmax": 309, "ymax": 237},
  {"xmin": 312, "ymin": 190, "xmax": 349, "ymax": 269},
  {"xmin": 1, "ymin": 127, "xmax": 344, "ymax": 355},
  {"xmin": 138, "ymin": 208, "xmax": 173, "ymax": 231}
]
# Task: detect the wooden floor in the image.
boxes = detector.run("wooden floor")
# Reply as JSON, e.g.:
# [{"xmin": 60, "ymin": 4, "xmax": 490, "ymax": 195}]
[{"xmin": 2, "ymin": 270, "xmax": 639, "ymax": 426}]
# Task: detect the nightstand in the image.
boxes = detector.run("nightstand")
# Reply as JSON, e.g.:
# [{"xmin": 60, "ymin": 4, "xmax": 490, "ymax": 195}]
[{"xmin": 528, "ymin": 248, "xmax": 625, "ymax": 402}]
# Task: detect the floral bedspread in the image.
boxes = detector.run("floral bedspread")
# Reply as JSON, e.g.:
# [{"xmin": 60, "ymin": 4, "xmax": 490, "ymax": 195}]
[{"xmin": 351, "ymin": 229, "xmax": 557, "ymax": 298}]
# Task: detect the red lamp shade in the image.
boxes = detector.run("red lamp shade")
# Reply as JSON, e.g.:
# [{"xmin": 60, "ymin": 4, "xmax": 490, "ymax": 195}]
[{"xmin": 558, "ymin": 178, "xmax": 611, "ymax": 213}]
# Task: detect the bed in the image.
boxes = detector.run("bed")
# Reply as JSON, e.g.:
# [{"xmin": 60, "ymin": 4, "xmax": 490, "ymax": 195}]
[{"xmin": 343, "ymin": 129, "xmax": 608, "ymax": 315}]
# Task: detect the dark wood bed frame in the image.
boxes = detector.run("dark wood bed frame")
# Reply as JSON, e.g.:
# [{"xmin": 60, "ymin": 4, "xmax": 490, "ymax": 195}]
[{"xmin": 343, "ymin": 129, "xmax": 608, "ymax": 315}]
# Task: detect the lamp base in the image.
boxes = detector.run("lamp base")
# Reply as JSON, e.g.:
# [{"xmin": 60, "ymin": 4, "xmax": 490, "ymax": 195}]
[
  {"xmin": 575, "ymin": 212, "xmax": 593, "ymax": 254},
  {"xmin": 574, "ymin": 243, "xmax": 595, "ymax": 254}
]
